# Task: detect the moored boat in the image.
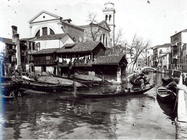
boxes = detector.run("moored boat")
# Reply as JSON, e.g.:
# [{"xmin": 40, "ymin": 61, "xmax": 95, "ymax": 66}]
[
  {"xmin": 156, "ymin": 86, "xmax": 177, "ymax": 104},
  {"xmin": 157, "ymin": 94, "xmax": 177, "ymax": 120},
  {"xmin": 76, "ymin": 84, "xmax": 155, "ymax": 98},
  {"xmin": 20, "ymin": 79, "xmax": 67, "ymax": 93}
]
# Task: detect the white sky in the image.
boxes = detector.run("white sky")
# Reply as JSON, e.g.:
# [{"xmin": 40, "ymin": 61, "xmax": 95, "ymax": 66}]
[{"xmin": 0, "ymin": 0, "xmax": 187, "ymax": 46}]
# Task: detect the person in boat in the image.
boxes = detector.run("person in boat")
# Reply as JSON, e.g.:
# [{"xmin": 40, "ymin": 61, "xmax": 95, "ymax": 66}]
[{"xmin": 130, "ymin": 72, "xmax": 149, "ymax": 89}]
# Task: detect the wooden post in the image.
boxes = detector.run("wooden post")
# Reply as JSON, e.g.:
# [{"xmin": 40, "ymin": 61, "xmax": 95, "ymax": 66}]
[{"xmin": 73, "ymin": 74, "xmax": 77, "ymax": 98}]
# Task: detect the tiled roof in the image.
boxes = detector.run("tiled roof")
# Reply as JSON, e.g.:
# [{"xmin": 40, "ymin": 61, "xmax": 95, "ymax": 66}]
[
  {"xmin": 56, "ymin": 41, "xmax": 104, "ymax": 53},
  {"xmin": 94, "ymin": 54, "xmax": 126, "ymax": 65},
  {"xmin": 0, "ymin": 37, "xmax": 14, "ymax": 45},
  {"xmin": 34, "ymin": 33, "xmax": 68, "ymax": 41},
  {"xmin": 32, "ymin": 48, "xmax": 58, "ymax": 55},
  {"xmin": 32, "ymin": 41, "xmax": 105, "ymax": 55}
]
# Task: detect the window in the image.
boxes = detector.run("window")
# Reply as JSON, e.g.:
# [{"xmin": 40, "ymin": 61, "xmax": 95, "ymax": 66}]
[
  {"xmin": 50, "ymin": 28, "xmax": 55, "ymax": 35},
  {"xmin": 35, "ymin": 30, "xmax": 40, "ymax": 37},
  {"xmin": 105, "ymin": 15, "xmax": 108, "ymax": 21},
  {"xmin": 46, "ymin": 56, "xmax": 51, "ymax": 60},
  {"xmin": 159, "ymin": 49, "xmax": 162, "ymax": 54},
  {"xmin": 109, "ymin": 15, "xmax": 111, "ymax": 21},
  {"xmin": 42, "ymin": 27, "xmax": 47, "ymax": 36},
  {"xmin": 102, "ymin": 34, "xmax": 105, "ymax": 44}
]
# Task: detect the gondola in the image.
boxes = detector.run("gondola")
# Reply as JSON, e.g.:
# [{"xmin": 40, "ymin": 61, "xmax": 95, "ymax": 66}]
[
  {"xmin": 76, "ymin": 84, "xmax": 155, "ymax": 98},
  {"xmin": 157, "ymin": 94, "xmax": 177, "ymax": 120},
  {"xmin": 156, "ymin": 86, "xmax": 177, "ymax": 104}
]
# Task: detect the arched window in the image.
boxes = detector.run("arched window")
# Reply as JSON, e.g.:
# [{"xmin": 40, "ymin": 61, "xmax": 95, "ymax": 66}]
[
  {"xmin": 49, "ymin": 28, "xmax": 55, "ymax": 35},
  {"xmin": 42, "ymin": 27, "xmax": 47, "ymax": 36},
  {"xmin": 109, "ymin": 15, "xmax": 112, "ymax": 21},
  {"xmin": 35, "ymin": 30, "xmax": 40, "ymax": 37},
  {"xmin": 105, "ymin": 15, "xmax": 108, "ymax": 21}
]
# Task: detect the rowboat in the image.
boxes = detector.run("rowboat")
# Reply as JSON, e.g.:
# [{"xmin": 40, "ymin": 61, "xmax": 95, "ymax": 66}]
[
  {"xmin": 76, "ymin": 84, "xmax": 155, "ymax": 98},
  {"xmin": 156, "ymin": 86, "xmax": 177, "ymax": 104}
]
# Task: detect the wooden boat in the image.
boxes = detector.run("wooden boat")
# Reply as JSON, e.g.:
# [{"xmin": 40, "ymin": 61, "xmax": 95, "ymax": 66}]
[
  {"xmin": 76, "ymin": 84, "xmax": 155, "ymax": 98},
  {"xmin": 156, "ymin": 86, "xmax": 177, "ymax": 104},
  {"xmin": 20, "ymin": 79, "xmax": 67, "ymax": 93},
  {"xmin": 157, "ymin": 94, "xmax": 177, "ymax": 120},
  {"xmin": 161, "ymin": 77, "xmax": 173, "ymax": 86}
]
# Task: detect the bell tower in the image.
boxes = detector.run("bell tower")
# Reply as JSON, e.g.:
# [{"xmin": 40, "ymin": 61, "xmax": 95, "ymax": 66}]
[{"xmin": 103, "ymin": 2, "xmax": 115, "ymax": 47}]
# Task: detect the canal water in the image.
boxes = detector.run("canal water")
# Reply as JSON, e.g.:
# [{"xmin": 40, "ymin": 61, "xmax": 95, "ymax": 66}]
[{"xmin": 1, "ymin": 73, "xmax": 176, "ymax": 139}]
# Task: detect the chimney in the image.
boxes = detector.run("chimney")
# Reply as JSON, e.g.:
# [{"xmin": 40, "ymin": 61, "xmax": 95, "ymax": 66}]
[{"xmin": 12, "ymin": 25, "xmax": 21, "ymax": 70}]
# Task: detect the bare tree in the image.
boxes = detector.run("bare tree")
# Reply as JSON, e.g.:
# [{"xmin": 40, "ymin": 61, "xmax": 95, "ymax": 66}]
[
  {"xmin": 114, "ymin": 29, "xmax": 123, "ymax": 47},
  {"xmin": 86, "ymin": 12, "xmax": 101, "ymax": 41},
  {"xmin": 128, "ymin": 35, "xmax": 149, "ymax": 72}
]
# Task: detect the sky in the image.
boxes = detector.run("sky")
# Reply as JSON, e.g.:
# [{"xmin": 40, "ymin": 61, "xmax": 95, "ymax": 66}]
[{"xmin": 0, "ymin": 0, "xmax": 187, "ymax": 46}]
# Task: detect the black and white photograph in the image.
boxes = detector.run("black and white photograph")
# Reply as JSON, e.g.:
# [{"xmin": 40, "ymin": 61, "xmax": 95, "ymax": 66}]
[{"xmin": 0, "ymin": 0, "xmax": 187, "ymax": 139}]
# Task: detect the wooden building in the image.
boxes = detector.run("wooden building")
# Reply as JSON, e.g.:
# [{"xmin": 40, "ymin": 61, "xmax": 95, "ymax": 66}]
[{"xmin": 31, "ymin": 41, "xmax": 127, "ymax": 81}]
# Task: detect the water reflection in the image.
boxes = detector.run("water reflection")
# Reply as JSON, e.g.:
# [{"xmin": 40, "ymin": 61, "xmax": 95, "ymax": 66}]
[{"xmin": 1, "ymin": 73, "xmax": 176, "ymax": 139}]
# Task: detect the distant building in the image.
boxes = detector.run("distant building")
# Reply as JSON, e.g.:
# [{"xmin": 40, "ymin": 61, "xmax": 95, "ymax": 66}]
[
  {"xmin": 170, "ymin": 29, "xmax": 187, "ymax": 72},
  {"xmin": 152, "ymin": 43, "xmax": 171, "ymax": 70},
  {"xmin": 135, "ymin": 58, "xmax": 146, "ymax": 72},
  {"xmin": 0, "ymin": 36, "xmax": 35, "ymax": 75}
]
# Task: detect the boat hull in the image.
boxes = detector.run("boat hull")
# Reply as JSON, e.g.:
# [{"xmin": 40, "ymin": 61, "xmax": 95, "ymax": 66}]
[
  {"xmin": 20, "ymin": 80, "xmax": 66, "ymax": 93},
  {"xmin": 156, "ymin": 86, "xmax": 176, "ymax": 104},
  {"xmin": 77, "ymin": 84, "xmax": 155, "ymax": 98}
]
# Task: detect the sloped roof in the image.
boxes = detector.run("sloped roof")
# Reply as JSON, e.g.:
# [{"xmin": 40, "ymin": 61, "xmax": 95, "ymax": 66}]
[
  {"xmin": 29, "ymin": 10, "xmax": 60, "ymax": 23},
  {"xmin": 32, "ymin": 48, "xmax": 58, "ymax": 55},
  {"xmin": 32, "ymin": 41, "xmax": 105, "ymax": 55},
  {"xmin": 94, "ymin": 54, "xmax": 126, "ymax": 65},
  {"xmin": 57, "ymin": 41, "xmax": 105, "ymax": 53},
  {"xmin": 0, "ymin": 37, "xmax": 14, "ymax": 45}
]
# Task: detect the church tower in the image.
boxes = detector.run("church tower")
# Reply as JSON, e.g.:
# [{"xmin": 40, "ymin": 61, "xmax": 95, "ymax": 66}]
[{"xmin": 103, "ymin": 2, "xmax": 115, "ymax": 47}]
